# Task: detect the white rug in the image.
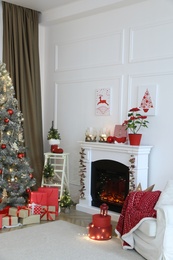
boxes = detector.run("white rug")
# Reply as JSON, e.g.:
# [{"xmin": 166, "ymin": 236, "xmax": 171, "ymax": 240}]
[{"xmin": 0, "ymin": 220, "xmax": 144, "ymax": 260}]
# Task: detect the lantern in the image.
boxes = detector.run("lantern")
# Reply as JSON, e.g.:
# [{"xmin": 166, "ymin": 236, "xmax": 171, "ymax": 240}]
[{"xmin": 88, "ymin": 203, "xmax": 112, "ymax": 240}]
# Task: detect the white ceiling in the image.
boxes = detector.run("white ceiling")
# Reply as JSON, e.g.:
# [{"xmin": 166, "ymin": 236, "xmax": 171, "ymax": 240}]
[
  {"xmin": 3, "ymin": 0, "xmax": 80, "ymax": 12},
  {"xmin": 3, "ymin": 0, "xmax": 147, "ymax": 13}
]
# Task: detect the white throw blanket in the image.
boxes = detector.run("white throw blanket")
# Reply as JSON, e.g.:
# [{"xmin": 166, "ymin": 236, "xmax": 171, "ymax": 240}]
[{"xmin": 115, "ymin": 191, "xmax": 161, "ymax": 249}]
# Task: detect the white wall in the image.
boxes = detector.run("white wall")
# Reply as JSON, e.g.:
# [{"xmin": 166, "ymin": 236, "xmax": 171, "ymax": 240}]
[{"xmin": 40, "ymin": 0, "xmax": 173, "ymax": 201}]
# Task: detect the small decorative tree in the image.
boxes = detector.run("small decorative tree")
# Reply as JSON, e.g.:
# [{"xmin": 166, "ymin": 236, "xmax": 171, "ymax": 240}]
[
  {"xmin": 43, "ymin": 158, "xmax": 54, "ymax": 183},
  {"xmin": 59, "ymin": 189, "xmax": 74, "ymax": 210},
  {"xmin": 47, "ymin": 121, "xmax": 61, "ymax": 140}
]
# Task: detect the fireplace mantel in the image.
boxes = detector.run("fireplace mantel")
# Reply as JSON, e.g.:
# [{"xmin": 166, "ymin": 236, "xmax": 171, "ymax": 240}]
[{"xmin": 76, "ymin": 141, "xmax": 152, "ymax": 221}]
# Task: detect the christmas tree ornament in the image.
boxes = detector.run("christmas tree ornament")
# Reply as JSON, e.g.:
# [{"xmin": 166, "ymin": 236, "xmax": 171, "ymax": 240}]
[
  {"xmin": 4, "ymin": 118, "xmax": 9, "ymax": 123},
  {"xmin": 1, "ymin": 144, "xmax": 6, "ymax": 149},
  {"xmin": 1, "ymin": 188, "xmax": 8, "ymax": 204},
  {"xmin": 17, "ymin": 152, "xmax": 25, "ymax": 159},
  {"xmin": 7, "ymin": 108, "xmax": 14, "ymax": 115},
  {"xmin": 26, "ymin": 188, "xmax": 31, "ymax": 193},
  {"xmin": 7, "ymin": 130, "xmax": 12, "ymax": 135},
  {"xmin": 0, "ymin": 95, "xmax": 7, "ymax": 104}
]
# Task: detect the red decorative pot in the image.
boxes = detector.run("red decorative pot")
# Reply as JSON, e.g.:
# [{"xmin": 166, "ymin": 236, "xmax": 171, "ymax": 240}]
[{"xmin": 128, "ymin": 134, "xmax": 142, "ymax": 146}]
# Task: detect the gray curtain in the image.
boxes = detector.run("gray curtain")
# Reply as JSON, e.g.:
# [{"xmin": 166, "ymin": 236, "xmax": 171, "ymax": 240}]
[{"xmin": 2, "ymin": 1, "xmax": 44, "ymax": 189}]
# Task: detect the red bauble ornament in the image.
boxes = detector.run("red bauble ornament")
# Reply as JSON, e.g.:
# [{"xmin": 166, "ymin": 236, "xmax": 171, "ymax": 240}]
[
  {"xmin": 7, "ymin": 109, "xmax": 14, "ymax": 116},
  {"xmin": 26, "ymin": 188, "xmax": 30, "ymax": 193},
  {"xmin": 1, "ymin": 144, "xmax": 6, "ymax": 149},
  {"xmin": 29, "ymin": 173, "xmax": 33, "ymax": 179},
  {"xmin": 107, "ymin": 136, "xmax": 114, "ymax": 143},
  {"xmin": 18, "ymin": 153, "xmax": 24, "ymax": 159},
  {"xmin": 0, "ymin": 169, "xmax": 2, "ymax": 174},
  {"xmin": 4, "ymin": 118, "xmax": 9, "ymax": 123}
]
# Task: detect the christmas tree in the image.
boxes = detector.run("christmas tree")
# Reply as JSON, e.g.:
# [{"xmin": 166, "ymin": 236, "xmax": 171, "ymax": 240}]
[{"xmin": 0, "ymin": 62, "xmax": 36, "ymax": 209}]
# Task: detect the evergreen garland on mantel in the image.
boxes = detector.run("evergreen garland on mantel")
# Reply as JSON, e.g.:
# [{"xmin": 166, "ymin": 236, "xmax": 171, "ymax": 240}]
[{"xmin": 79, "ymin": 148, "xmax": 86, "ymax": 199}]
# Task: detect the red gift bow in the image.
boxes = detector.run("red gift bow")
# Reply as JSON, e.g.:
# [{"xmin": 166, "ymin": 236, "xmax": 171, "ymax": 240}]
[
  {"xmin": 17, "ymin": 206, "xmax": 31, "ymax": 217},
  {"xmin": 41, "ymin": 206, "xmax": 56, "ymax": 221}
]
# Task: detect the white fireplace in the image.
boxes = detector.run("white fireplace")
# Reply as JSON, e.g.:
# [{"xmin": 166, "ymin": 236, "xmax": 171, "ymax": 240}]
[{"xmin": 76, "ymin": 141, "xmax": 152, "ymax": 221}]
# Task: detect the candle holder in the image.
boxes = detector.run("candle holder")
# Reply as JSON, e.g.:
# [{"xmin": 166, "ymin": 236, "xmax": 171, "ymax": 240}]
[
  {"xmin": 85, "ymin": 127, "xmax": 97, "ymax": 142},
  {"xmin": 99, "ymin": 128, "xmax": 110, "ymax": 142}
]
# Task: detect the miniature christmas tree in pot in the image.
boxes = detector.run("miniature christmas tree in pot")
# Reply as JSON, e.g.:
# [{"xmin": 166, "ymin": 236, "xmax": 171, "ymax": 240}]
[
  {"xmin": 59, "ymin": 188, "xmax": 74, "ymax": 213},
  {"xmin": 47, "ymin": 121, "xmax": 61, "ymax": 145}
]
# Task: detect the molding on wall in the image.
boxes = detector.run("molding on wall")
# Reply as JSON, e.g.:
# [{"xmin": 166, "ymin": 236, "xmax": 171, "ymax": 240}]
[
  {"xmin": 55, "ymin": 45, "xmax": 58, "ymax": 72},
  {"xmin": 54, "ymin": 30, "xmax": 125, "ymax": 72},
  {"xmin": 129, "ymin": 19, "xmax": 173, "ymax": 63},
  {"xmin": 54, "ymin": 75, "xmax": 124, "ymax": 123},
  {"xmin": 54, "ymin": 83, "xmax": 58, "ymax": 129},
  {"xmin": 54, "ymin": 75, "xmax": 123, "ymax": 84},
  {"xmin": 127, "ymin": 70, "xmax": 173, "ymax": 109}
]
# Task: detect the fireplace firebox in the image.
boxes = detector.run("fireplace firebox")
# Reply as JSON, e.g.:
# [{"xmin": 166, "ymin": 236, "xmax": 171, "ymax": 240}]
[{"xmin": 91, "ymin": 160, "xmax": 129, "ymax": 213}]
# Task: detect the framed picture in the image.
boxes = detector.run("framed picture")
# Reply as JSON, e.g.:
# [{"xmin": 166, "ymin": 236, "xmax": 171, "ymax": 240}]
[
  {"xmin": 138, "ymin": 84, "xmax": 158, "ymax": 116},
  {"xmin": 96, "ymin": 88, "xmax": 111, "ymax": 116}
]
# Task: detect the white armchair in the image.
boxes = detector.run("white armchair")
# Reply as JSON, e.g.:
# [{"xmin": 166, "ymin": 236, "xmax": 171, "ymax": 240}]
[
  {"xmin": 133, "ymin": 205, "xmax": 173, "ymax": 260},
  {"xmin": 115, "ymin": 180, "xmax": 173, "ymax": 260}
]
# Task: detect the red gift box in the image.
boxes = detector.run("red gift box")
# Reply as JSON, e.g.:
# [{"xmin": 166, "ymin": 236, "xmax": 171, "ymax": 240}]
[
  {"xmin": 38, "ymin": 187, "xmax": 58, "ymax": 216},
  {"xmin": 28, "ymin": 203, "xmax": 42, "ymax": 215},
  {"xmin": 0, "ymin": 206, "xmax": 10, "ymax": 215},
  {"xmin": 41, "ymin": 206, "xmax": 56, "ymax": 221},
  {"xmin": 30, "ymin": 191, "xmax": 47, "ymax": 206},
  {"xmin": 0, "ymin": 214, "xmax": 3, "ymax": 229}
]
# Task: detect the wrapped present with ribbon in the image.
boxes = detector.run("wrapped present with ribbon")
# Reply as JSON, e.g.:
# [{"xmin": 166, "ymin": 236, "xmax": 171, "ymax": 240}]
[
  {"xmin": 38, "ymin": 187, "xmax": 58, "ymax": 216},
  {"xmin": 9, "ymin": 206, "xmax": 31, "ymax": 218},
  {"xmin": 41, "ymin": 206, "xmax": 56, "ymax": 221},
  {"xmin": 30, "ymin": 191, "xmax": 47, "ymax": 206},
  {"xmin": 2, "ymin": 215, "xmax": 18, "ymax": 227},
  {"xmin": 28, "ymin": 203, "xmax": 42, "ymax": 215},
  {"xmin": 19, "ymin": 214, "xmax": 40, "ymax": 225}
]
